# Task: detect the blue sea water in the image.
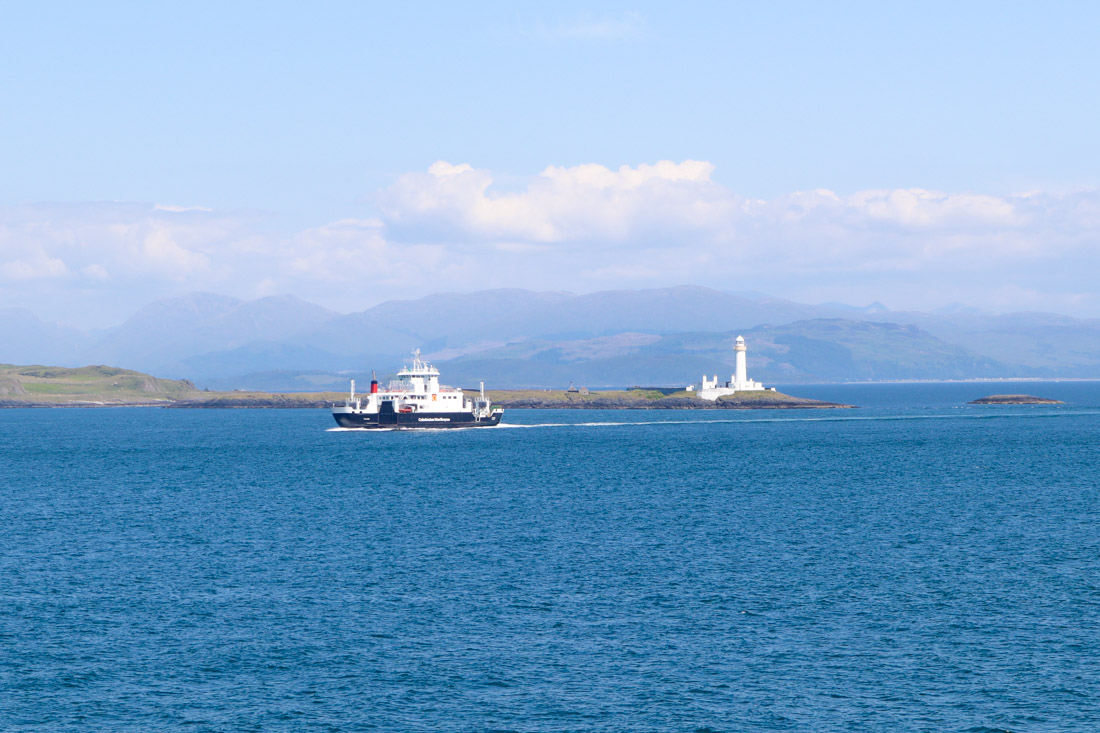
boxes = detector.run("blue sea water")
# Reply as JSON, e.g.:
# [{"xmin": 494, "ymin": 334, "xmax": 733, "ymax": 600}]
[{"xmin": 2, "ymin": 382, "xmax": 1100, "ymax": 732}]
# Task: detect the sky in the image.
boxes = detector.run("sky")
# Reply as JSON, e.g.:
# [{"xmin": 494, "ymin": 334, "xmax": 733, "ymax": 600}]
[{"xmin": 2, "ymin": 1, "xmax": 1099, "ymax": 327}]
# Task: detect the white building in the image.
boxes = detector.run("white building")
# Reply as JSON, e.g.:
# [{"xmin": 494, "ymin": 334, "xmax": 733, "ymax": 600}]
[{"xmin": 696, "ymin": 335, "xmax": 773, "ymax": 401}]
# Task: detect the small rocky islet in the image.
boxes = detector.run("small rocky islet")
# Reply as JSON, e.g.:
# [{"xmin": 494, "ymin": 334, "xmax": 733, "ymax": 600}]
[{"xmin": 968, "ymin": 394, "xmax": 1064, "ymax": 405}]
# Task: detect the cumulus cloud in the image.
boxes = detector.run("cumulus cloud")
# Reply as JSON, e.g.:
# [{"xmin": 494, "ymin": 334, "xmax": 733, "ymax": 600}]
[
  {"xmin": 376, "ymin": 161, "xmax": 1091, "ymax": 258},
  {"xmin": 373, "ymin": 161, "xmax": 1100, "ymax": 314},
  {"xmin": 376, "ymin": 160, "xmax": 1072, "ymax": 255},
  {"xmin": 0, "ymin": 202, "xmax": 472, "ymax": 324},
  {"xmin": 3, "ymin": 162, "xmax": 1100, "ymax": 325},
  {"xmin": 286, "ymin": 218, "xmax": 457, "ymax": 287},
  {"xmin": 377, "ymin": 160, "xmax": 737, "ymax": 245},
  {"xmin": 0, "ymin": 203, "xmax": 233, "ymax": 283},
  {"xmin": 375, "ymin": 161, "xmax": 1098, "ymax": 261},
  {"xmin": 0, "ymin": 251, "xmax": 68, "ymax": 280}
]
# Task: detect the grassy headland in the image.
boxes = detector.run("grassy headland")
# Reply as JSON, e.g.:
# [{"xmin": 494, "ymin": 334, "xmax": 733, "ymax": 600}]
[
  {"xmin": 0, "ymin": 364, "xmax": 351, "ymax": 407},
  {"xmin": 0, "ymin": 364, "xmax": 200, "ymax": 406}
]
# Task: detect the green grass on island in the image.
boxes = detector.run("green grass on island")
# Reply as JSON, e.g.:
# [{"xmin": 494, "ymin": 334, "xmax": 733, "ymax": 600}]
[
  {"xmin": 0, "ymin": 364, "xmax": 343, "ymax": 407},
  {"xmin": 0, "ymin": 364, "xmax": 200, "ymax": 405},
  {"xmin": 0, "ymin": 364, "xmax": 853, "ymax": 409}
]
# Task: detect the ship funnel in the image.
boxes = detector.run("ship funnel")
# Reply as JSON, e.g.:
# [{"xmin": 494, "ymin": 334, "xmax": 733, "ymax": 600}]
[
  {"xmin": 480, "ymin": 381, "xmax": 485, "ymax": 400},
  {"xmin": 370, "ymin": 370, "xmax": 379, "ymax": 394}
]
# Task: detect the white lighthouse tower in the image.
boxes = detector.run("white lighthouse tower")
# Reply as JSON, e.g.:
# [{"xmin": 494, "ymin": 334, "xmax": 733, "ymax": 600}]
[
  {"xmin": 696, "ymin": 335, "xmax": 771, "ymax": 400},
  {"xmin": 734, "ymin": 334, "xmax": 748, "ymax": 389}
]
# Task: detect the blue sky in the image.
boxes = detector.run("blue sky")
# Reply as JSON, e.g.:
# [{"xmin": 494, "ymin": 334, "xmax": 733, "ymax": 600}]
[{"xmin": 2, "ymin": 1, "xmax": 1099, "ymax": 326}]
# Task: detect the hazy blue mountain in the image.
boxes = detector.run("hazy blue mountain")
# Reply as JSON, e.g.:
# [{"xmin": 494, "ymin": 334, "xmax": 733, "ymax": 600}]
[
  {"xmin": 85, "ymin": 293, "xmax": 339, "ymax": 375},
  {"xmin": 212, "ymin": 317, "xmax": 1012, "ymax": 391},
  {"xmin": 857, "ymin": 310, "xmax": 1100, "ymax": 374},
  {"xmin": 930, "ymin": 314, "xmax": 1100, "ymax": 374},
  {"xmin": 179, "ymin": 342, "xmax": 353, "ymax": 382},
  {"xmin": 7, "ymin": 286, "xmax": 1100, "ymax": 388},
  {"xmin": 742, "ymin": 319, "xmax": 1011, "ymax": 382},
  {"xmin": 83, "ymin": 292, "xmax": 242, "ymax": 371},
  {"xmin": 194, "ymin": 370, "xmax": 356, "ymax": 392},
  {"xmin": 434, "ymin": 319, "xmax": 1011, "ymax": 388},
  {"xmin": 296, "ymin": 288, "xmax": 579, "ymax": 358},
  {"xmin": 290, "ymin": 285, "xmax": 861, "ymax": 365},
  {"xmin": 0, "ymin": 307, "xmax": 93, "ymax": 366},
  {"xmin": 525, "ymin": 287, "xmax": 815, "ymax": 337}
]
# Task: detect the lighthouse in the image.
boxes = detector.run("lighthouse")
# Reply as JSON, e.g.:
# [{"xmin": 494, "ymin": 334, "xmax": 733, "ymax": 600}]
[
  {"xmin": 695, "ymin": 334, "xmax": 771, "ymax": 400},
  {"xmin": 734, "ymin": 335, "xmax": 748, "ymax": 389}
]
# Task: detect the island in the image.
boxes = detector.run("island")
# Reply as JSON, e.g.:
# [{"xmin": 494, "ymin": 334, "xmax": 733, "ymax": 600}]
[
  {"xmin": 0, "ymin": 364, "xmax": 201, "ymax": 407},
  {"xmin": 968, "ymin": 394, "xmax": 1064, "ymax": 405},
  {"xmin": 0, "ymin": 364, "xmax": 341, "ymax": 408},
  {"xmin": 0, "ymin": 364, "xmax": 854, "ymax": 410}
]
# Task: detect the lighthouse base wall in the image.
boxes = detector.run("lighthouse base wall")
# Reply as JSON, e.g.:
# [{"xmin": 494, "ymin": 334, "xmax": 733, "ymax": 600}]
[{"xmin": 696, "ymin": 381, "xmax": 770, "ymax": 401}]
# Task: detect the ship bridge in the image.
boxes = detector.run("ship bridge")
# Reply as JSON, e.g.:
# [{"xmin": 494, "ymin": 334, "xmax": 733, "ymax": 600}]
[{"xmin": 390, "ymin": 349, "xmax": 441, "ymax": 394}]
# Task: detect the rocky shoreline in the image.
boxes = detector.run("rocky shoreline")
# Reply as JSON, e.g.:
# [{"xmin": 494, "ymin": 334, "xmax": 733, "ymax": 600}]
[
  {"xmin": 164, "ymin": 396, "xmax": 337, "ymax": 409},
  {"xmin": 0, "ymin": 400, "xmax": 179, "ymax": 408}
]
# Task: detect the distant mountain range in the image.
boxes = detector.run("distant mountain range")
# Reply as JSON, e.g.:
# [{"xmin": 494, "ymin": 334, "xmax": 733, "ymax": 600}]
[{"xmin": 4, "ymin": 286, "xmax": 1100, "ymax": 389}]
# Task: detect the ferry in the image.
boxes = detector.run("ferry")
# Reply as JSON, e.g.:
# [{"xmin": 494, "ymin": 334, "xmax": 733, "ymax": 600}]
[{"xmin": 332, "ymin": 350, "xmax": 503, "ymax": 429}]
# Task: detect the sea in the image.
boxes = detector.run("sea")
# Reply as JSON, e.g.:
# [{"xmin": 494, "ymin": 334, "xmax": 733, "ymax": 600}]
[{"xmin": 3, "ymin": 381, "xmax": 1099, "ymax": 732}]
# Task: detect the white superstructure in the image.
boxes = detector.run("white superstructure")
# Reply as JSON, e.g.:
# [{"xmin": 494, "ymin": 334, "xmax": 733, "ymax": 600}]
[
  {"xmin": 332, "ymin": 349, "xmax": 502, "ymax": 428},
  {"xmin": 697, "ymin": 335, "xmax": 773, "ymax": 401}
]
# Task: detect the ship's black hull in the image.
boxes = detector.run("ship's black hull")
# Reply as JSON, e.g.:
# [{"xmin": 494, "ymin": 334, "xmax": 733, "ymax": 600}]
[{"xmin": 332, "ymin": 410, "xmax": 503, "ymax": 429}]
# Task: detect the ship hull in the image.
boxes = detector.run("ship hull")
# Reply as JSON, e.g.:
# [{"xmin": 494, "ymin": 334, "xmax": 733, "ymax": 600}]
[{"xmin": 332, "ymin": 410, "xmax": 503, "ymax": 429}]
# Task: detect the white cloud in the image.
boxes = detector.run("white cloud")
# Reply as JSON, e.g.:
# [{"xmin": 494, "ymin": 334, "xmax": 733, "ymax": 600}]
[
  {"xmin": 377, "ymin": 159, "xmax": 737, "ymax": 245},
  {"xmin": 375, "ymin": 160, "xmax": 1097, "ymax": 267},
  {"xmin": 82, "ymin": 263, "xmax": 109, "ymax": 280},
  {"xmin": 153, "ymin": 203, "xmax": 213, "ymax": 213},
  {"xmin": 373, "ymin": 161, "xmax": 1100, "ymax": 315},
  {"xmin": 0, "ymin": 251, "xmax": 68, "ymax": 280},
  {"xmin": 376, "ymin": 161, "xmax": 1080, "ymax": 261},
  {"xmin": 0, "ymin": 203, "xmax": 234, "ymax": 282},
  {"xmin": 0, "ymin": 203, "xmax": 473, "ymax": 324},
  {"xmin": 3, "ymin": 164, "xmax": 1100, "ymax": 325},
  {"xmin": 140, "ymin": 224, "xmax": 212, "ymax": 276},
  {"xmin": 286, "ymin": 218, "xmax": 454, "ymax": 286},
  {"xmin": 528, "ymin": 11, "xmax": 645, "ymax": 41}
]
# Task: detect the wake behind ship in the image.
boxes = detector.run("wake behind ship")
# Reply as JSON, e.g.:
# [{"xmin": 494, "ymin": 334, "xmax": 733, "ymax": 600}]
[{"xmin": 332, "ymin": 350, "xmax": 503, "ymax": 429}]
